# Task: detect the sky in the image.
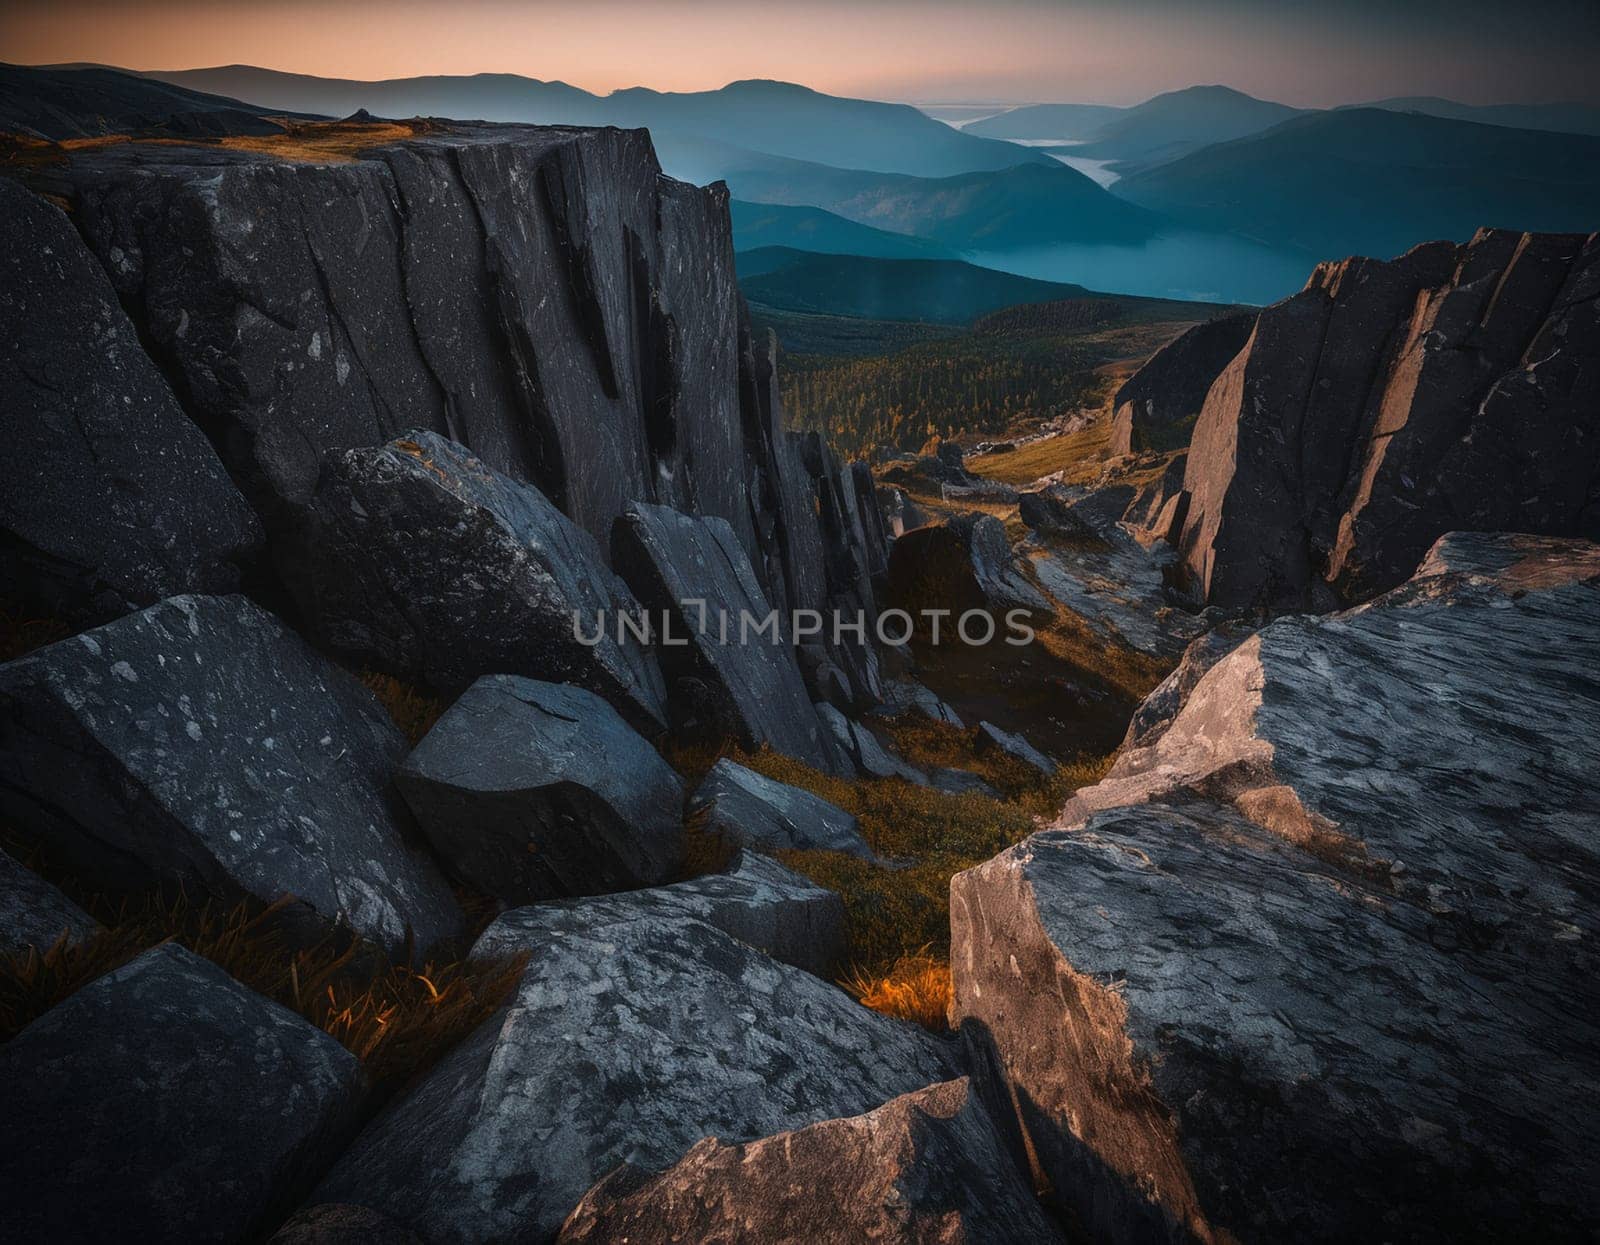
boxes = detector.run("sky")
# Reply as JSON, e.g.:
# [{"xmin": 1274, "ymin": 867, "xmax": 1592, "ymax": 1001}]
[{"xmin": 4, "ymin": 0, "xmax": 1599, "ymax": 107}]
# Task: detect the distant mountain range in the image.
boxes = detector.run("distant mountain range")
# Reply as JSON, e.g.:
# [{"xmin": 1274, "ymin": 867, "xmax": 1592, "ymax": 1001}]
[
  {"xmin": 1338, "ymin": 97, "xmax": 1600, "ymax": 136},
  {"xmin": 718, "ymin": 150, "xmax": 1159, "ymax": 250},
  {"xmin": 729, "ymin": 201, "xmax": 957, "ymax": 260},
  {"xmin": 962, "ymin": 85, "xmax": 1600, "ymax": 162},
  {"xmin": 966, "ymin": 85, "xmax": 1304, "ymax": 170},
  {"xmin": 135, "ymin": 65, "xmax": 1047, "ymax": 177},
  {"xmin": 736, "ymin": 247, "xmax": 1089, "ymax": 323},
  {"xmin": 0, "ymin": 61, "xmax": 315, "ymax": 139},
  {"xmin": 1115, "ymin": 107, "xmax": 1600, "ymax": 259}
]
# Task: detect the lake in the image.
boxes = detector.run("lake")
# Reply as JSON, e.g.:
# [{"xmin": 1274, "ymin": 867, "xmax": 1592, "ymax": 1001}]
[{"xmin": 966, "ymin": 229, "xmax": 1315, "ymax": 306}]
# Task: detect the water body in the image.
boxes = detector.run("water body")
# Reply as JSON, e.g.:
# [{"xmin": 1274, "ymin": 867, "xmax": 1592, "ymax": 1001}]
[{"xmin": 966, "ymin": 230, "xmax": 1314, "ymax": 306}]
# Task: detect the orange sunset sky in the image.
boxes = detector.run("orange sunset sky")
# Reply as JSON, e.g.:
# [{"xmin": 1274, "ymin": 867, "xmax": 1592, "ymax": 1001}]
[{"xmin": 3, "ymin": 0, "xmax": 1598, "ymax": 106}]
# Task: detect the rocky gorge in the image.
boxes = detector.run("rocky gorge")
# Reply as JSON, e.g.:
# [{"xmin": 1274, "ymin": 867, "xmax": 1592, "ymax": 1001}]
[{"xmin": 1, "ymin": 107, "xmax": 1597, "ymax": 1245}]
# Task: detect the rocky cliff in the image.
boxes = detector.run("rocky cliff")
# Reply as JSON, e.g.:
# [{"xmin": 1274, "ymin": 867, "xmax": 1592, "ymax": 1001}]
[
  {"xmin": 952, "ymin": 533, "xmax": 1600, "ymax": 1243},
  {"xmin": 12, "ymin": 121, "xmax": 883, "ymax": 722},
  {"xmin": 1120, "ymin": 229, "xmax": 1600, "ymax": 609}
]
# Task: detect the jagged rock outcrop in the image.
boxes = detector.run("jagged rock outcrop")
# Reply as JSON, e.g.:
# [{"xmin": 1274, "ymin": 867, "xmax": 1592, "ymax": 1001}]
[
  {"xmin": 951, "ymin": 533, "xmax": 1600, "ymax": 1244},
  {"xmin": 974, "ymin": 721, "xmax": 1054, "ymax": 775},
  {"xmin": 1109, "ymin": 311, "xmax": 1255, "ymax": 455},
  {"xmin": 558, "ymin": 1078, "xmax": 1064, "ymax": 1243},
  {"xmin": 817, "ymin": 701, "xmax": 927, "ymax": 782},
  {"xmin": 0, "ymin": 944, "xmax": 363, "ymax": 1243},
  {"xmin": 0, "ymin": 847, "xmax": 101, "ymax": 956},
  {"xmin": 1119, "ymin": 622, "xmax": 1252, "ymax": 749},
  {"xmin": 0, "ymin": 177, "xmax": 260, "ymax": 623},
  {"xmin": 1021, "ymin": 480, "xmax": 1209, "ymax": 661},
  {"xmin": 280, "ymin": 432, "xmax": 668, "ymax": 728},
  {"xmin": 1147, "ymin": 231, "xmax": 1600, "ymax": 608},
  {"xmin": 396, "ymin": 675, "xmax": 684, "ymax": 903},
  {"xmin": 46, "ymin": 126, "xmax": 884, "ymax": 704},
  {"xmin": 612, "ymin": 501, "xmax": 846, "ymax": 772},
  {"xmin": 475, "ymin": 848, "xmax": 845, "ymax": 978},
  {"xmin": 690, "ymin": 758, "xmax": 874, "ymax": 859},
  {"xmin": 0, "ymin": 595, "xmax": 463, "ymax": 959},
  {"xmin": 887, "ymin": 512, "xmax": 1051, "ymax": 618},
  {"xmin": 315, "ymin": 911, "xmax": 953, "ymax": 1243}
]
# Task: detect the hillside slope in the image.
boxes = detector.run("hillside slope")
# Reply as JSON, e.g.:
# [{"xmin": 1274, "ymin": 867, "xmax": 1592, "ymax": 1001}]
[{"xmin": 1116, "ymin": 108, "xmax": 1600, "ymax": 258}]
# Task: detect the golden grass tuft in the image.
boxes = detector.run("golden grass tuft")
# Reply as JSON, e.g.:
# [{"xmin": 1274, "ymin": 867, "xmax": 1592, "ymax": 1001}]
[
  {"xmin": 0, "ymin": 604, "xmax": 73, "ymax": 664},
  {"xmin": 0, "ymin": 891, "xmax": 525, "ymax": 1095},
  {"xmin": 966, "ymin": 411, "xmax": 1115, "ymax": 487},
  {"xmin": 844, "ymin": 949, "xmax": 953, "ymax": 1033},
  {"xmin": 359, "ymin": 670, "xmax": 446, "ymax": 747}
]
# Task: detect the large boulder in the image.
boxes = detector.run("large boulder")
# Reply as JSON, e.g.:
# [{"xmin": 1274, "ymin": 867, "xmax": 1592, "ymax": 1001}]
[
  {"xmin": 0, "ymin": 177, "xmax": 259, "ymax": 623},
  {"xmin": 475, "ymin": 847, "xmax": 845, "ymax": 978},
  {"xmin": 886, "ymin": 512, "xmax": 1051, "ymax": 617},
  {"xmin": 611, "ymin": 501, "xmax": 846, "ymax": 772},
  {"xmin": 0, "ymin": 594, "xmax": 463, "ymax": 959},
  {"xmin": 690, "ymin": 758, "xmax": 874, "ymax": 859},
  {"xmin": 396, "ymin": 675, "xmax": 684, "ymax": 904},
  {"xmin": 0, "ymin": 943, "xmax": 363, "ymax": 1242},
  {"xmin": 0, "ymin": 847, "xmax": 101, "ymax": 956},
  {"xmin": 1109, "ymin": 310, "xmax": 1255, "ymax": 455},
  {"xmin": 951, "ymin": 533, "xmax": 1600, "ymax": 1243},
  {"xmin": 280, "ymin": 431, "xmax": 668, "ymax": 730},
  {"xmin": 314, "ymin": 911, "xmax": 953, "ymax": 1243},
  {"xmin": 1167, "ymin": 232, "xmax": 1600, "ymax": 608},
  {"xmin": 558, "ymin": 1078, "xmax": 1063, "ymax": 1243}
]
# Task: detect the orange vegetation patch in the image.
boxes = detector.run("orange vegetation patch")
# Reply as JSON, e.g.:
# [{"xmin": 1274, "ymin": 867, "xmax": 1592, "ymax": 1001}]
[
  {"xmin": 845, "ymin": 950, "xmax": 953, "ymax": 1033},
  {"xmin": 0, "ymin": 891, "xmax": 524, "ymax": 1095},
  {"xmin": 358, "ymin": 669, "xmax": 447, "ymax": 747}
]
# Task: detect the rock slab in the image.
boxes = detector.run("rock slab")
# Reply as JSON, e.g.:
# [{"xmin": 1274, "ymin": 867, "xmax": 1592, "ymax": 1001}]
[
  {"xmin": 315, "ymin": 911, "xmax": 953, "ymax": 1243},
  {"xmin": 691, "ymin": 758, "xmax": 874, "ymax": 859},
  {"xmin": 952, "ymin": 533, "xmax": 1600, "ymax": 1243},
  {"xmin": 0, "ymin": 594, "xmax": 463, "ymax": 958},
  {"xmin": 0, "ymin": 944, "xmax": 363, "ymax": 1243},
  {"xmin": 283, "ymin": 431, "xmax": 668, "ymax": 729},
  {"xmin": 397, "ymin": 675, "xmax": 684, "ymax": 903},
  {"xmin": 0, "ymin": 177, "xmax": 259, "ymax": 622},
  {"xmin": 558, "ymin": 1078, "xmax": 1063, "ymax": 1243}
]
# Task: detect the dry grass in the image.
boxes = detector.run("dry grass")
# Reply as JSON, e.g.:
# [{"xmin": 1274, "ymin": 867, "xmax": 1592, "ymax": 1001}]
[
  {"xmin": 358, "ymin": 670, "xmax": 446, "ymax": 747},
  {"xmin": 0, "ymin": 891, "xmax": 525, "ymax": 1095},
  {"xmin": 44, "ymin": 117, "xmax": 441, "ymax": 165},
  {"xmin": 0, "ymin": 604, "xmax": 73, "ymax": 664},
  {"xmin": 966, "ymin": 414, "xmax": 1115, "ymax": 488},
  {"xmin": 844, "ymin": 949, "xmax": 952, "ymax": 1032},
  {"xmin": 737, "ymin": 744, "xmax": 1110, "ymax": 982}
]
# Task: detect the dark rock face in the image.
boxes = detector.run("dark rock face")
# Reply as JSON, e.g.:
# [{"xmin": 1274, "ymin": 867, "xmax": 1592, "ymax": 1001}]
[
  {"xmin": 0, "ymin": 595, "xmax": 463, "ymax": 959},
  {"xmin": 281, "ymin": 431, "xmax": 667, "ymax": 729},
  {"xmin": 51, "ymin": 127, "xmax": 879, "ymax": 671},
  {"xmin": 0, "ymin": 944, "xmax": 363, "ymax": 1243},
  {"xmin": 396, "ymin": 675, "xmax": 684, "ymax": 904},
  {"xmin": 0, "ymin": 847, "xmax": 101, "ymax": 956},
  {"xmin": 690, "ymin": 758, "xmax": 874, "ymax": 859},
  {"xmin": 269, "ymin": 1204, "xmax": 427, "ymax": 1245},
  {"xmin": 887, "ymin": 512, "xmax": 1051, "ymax": 616},
  {"xmin": 951, "ymin": 534, "xmax": 1600, "ymax": 1244},
  {"xmin": 474, "ymin": 848, "xmax": 845, "ymax": 978},
  {"xmin": 1164, "ymin": 232, "xmax": 1600, "ymax": 608},
  {"xmin": 612, "ymin": 501, "xmax": 846, "ymax": 772},
  {"xmin": 0, "ymin": 178, "xmax": 259, "ymax": 623},
  {"xmin": 1110, "ymin": 311, "xmax": 1255, "ymax": 455},
  {"xmin": 558, "ymin": 1078, "xmax": 1064, "ymax": 1244},
  {"xmin": 315, "ymin": 912, "xmax": 953, "ymax": 1243}
]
